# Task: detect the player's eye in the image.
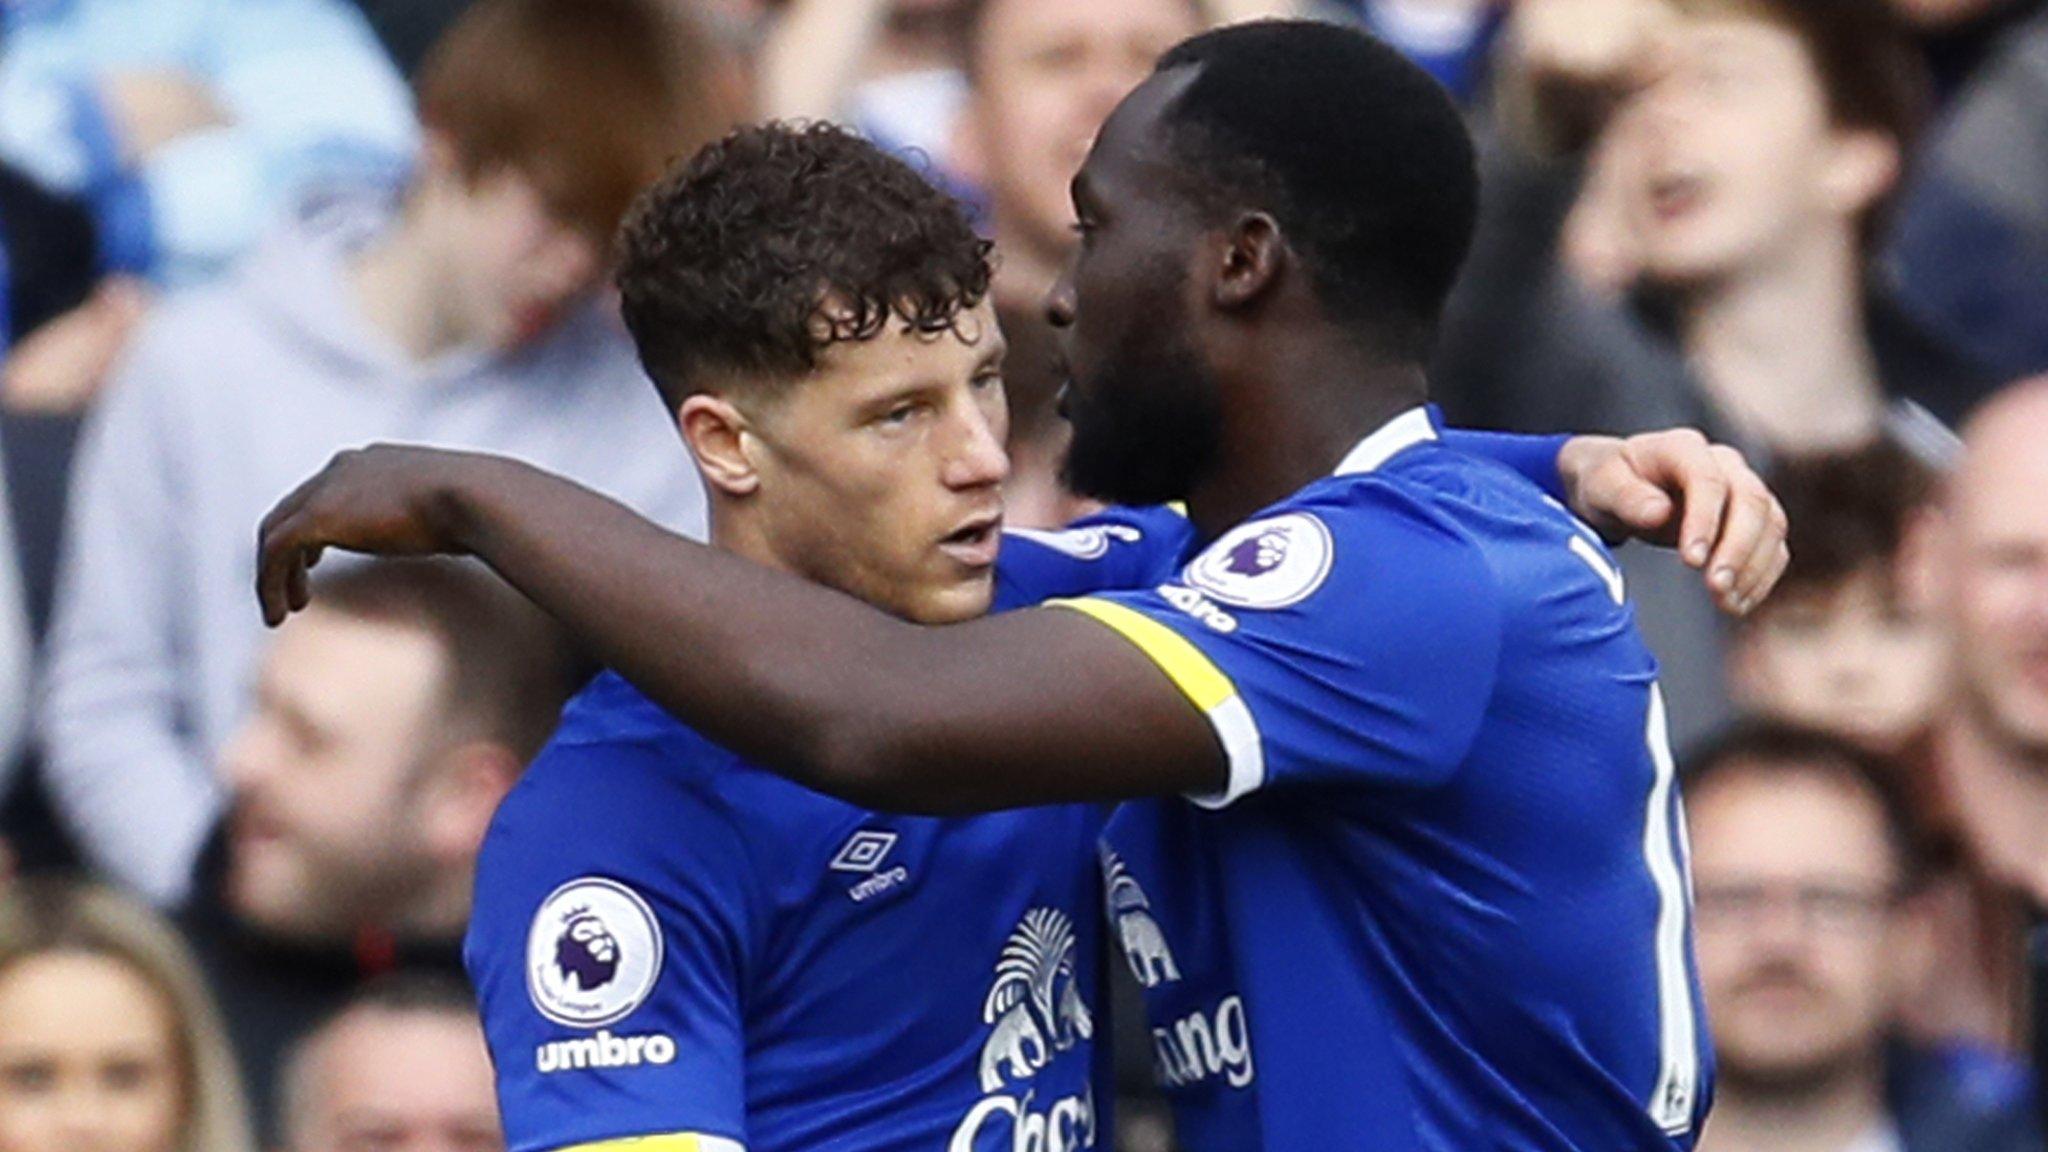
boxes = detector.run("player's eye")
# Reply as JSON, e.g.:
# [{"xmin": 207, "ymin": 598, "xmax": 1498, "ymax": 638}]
[{"xmin": 973, "ymin": 371, "xmax": 1004, "ymax": 393}]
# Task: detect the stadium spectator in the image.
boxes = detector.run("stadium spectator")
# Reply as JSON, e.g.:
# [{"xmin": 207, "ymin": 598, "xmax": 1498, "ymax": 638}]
[
  {"xmin": 1685, "ymin": 724, "xmax": 2042, "ymax": 1152},
  {"xmin": 761, "ymin": 0, "xmax": 977, "ymax": 166},
  {"xmin": 955, "ymin": 0, "xmax": 1203, "ymax": 312},
  {"xmin": 1890, "ymin": 0, "xmax": 2046, "ymax": 99},
  {"xmin": 0, "ymin": 0, "xmax": 417, "ymax": 287},
  {"xmin": 38, "ymin": 0, "xmax": 731, "ymax": 906},
  {"xmin": 1728, "ymin": 441, "xmax": 1944, "ymax": 753},
  {"xmin": 0, "ymin": 879, "xmax": 254, "ymax": 1152},
  {"xmin": 1909, "ymin": 377, "xmax": 2048, "ymax": 1098},
  {"xmin": 275, "ymin": 975, "xmax": 500, "ymax": 1152},
  {"xmin": 1435, "ymin": 0, "xmax": 1985, "ymax": 747},
  {"xmin": 1887, "ymin": 8, "xmax": 2048, "ymax": 384},
  {"xmin": 0, "ymin": 163, "xmax": 126, "ymax": 871},
  {"xmin": 181, "ymin": 559, "xmax": 575, "ymax": 1135}
]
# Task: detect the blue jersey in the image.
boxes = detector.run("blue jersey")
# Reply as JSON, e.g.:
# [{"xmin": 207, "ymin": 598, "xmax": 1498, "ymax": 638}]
[
  {"xmin": 468, "ymin": 673, "xmax": 1104, "ymax": 1152},
  {"xmin": 1054, "ymin": 409, "xmax": 1713, "ymax": 1150}
]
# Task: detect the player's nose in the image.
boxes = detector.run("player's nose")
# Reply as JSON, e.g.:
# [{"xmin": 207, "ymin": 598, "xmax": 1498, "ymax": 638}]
[
  {"xmin": 1045, "ymin": 269, "xmax": 1077, "ymax": 330},
  {"xmin": 944, "ymin": 403, "xmax": 1011, "ymax": 490}
]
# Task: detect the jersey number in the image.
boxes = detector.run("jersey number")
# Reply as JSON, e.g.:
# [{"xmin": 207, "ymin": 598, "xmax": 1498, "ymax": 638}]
[
  {"xmin": 1643, "ymin": 687, "xmax": 1698, "ymax": 1135},
  {"xmin": 1572, "ymin": 536, "xmax": 1699, "ymax": 1135}
]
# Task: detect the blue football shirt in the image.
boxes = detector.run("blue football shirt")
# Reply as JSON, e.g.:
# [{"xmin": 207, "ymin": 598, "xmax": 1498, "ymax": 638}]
[
  {"xmin": 1056, "ymin": 409, "xmax": 1713, "ymax": 1150},
  {"xmin": 467, "ymin": 672, "xmax": 1106, "ymax": 1152}
]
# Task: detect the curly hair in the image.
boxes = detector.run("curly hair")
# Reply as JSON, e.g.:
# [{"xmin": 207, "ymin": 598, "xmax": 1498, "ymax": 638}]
[{"xmin": 617, "ymin": 121, "xmax": 994, "ymax": 411}]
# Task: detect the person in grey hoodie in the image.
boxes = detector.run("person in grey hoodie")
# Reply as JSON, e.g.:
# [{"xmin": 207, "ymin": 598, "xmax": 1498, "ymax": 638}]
[{"xmin": 39, "ymin": 0, "xmax": 742, "ymax": 905}]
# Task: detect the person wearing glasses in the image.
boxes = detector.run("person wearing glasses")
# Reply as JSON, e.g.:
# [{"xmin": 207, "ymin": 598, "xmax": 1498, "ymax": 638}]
[{"xmin": 1682, "ymin": 723, "xmax": 2040, "ymax": 1152}]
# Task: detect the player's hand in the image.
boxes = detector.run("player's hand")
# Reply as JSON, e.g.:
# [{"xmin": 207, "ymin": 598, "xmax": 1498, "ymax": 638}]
[
  {"xmin": 256, "ymin": 444, "xmax": 503, "ymax": 626},
  {"xmin": 1558, "ymin": 429, "xmax": 1788, "ymax": 615}
]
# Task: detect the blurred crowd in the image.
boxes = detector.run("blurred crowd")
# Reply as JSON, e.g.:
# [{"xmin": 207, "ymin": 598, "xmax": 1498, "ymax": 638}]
[{"xmin": 0, "ymin": 0, "xmax": 2043, "ymax": 1149}]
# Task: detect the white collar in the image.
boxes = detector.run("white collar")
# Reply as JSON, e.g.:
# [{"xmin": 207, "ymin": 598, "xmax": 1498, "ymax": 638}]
[{"xmin": 1333, "ymin": 407, "xmax": 1438, "ymax": 476}]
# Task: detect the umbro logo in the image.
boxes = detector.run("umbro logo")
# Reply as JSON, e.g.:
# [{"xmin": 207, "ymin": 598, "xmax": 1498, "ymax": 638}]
[
  {"xmin": 830, "ymin": 830, "xmax": 909, "ymax": 903},
  {"xmin": 830, "ymin": 830, "xmax": 899, "ymax": 873}
]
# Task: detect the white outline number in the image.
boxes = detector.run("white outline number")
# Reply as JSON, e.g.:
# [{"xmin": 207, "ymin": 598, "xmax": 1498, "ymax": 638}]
[
  {"xmin": 1643, "ymin": 687, "xmax": 1698, "ymax": 1134},
  {"xmin": 1569, "ymin": 533, "xmax": 1699, "ymax": 1133}
]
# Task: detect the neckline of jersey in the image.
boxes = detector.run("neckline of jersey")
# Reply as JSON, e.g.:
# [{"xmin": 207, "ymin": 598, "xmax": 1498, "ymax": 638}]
[{"xmin": 1332, "ymin": 406, "xmax": 1438, "ymax": 477}]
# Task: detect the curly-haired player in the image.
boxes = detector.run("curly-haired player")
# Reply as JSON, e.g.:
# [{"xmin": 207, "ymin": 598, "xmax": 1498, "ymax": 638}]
[{"xmin": 261, "ymin": 68, "xmax": 1788, "ymax": 1152}]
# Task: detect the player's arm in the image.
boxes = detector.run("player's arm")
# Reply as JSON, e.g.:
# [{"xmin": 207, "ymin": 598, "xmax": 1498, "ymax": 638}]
[
  {"xmin": 1447, "ymin": 424, "xmax": 1786, "ymax": 613},
  {"xmin": 470, "ymin": 740, "xmax": 755, "ymax": 1151},
  {"xmin": 254, "ymin": 433, "xmax": 1722, "ymax": 812},
  {"xmin": 262, "ymin": 449, "xmax": 1230, "ymax": 812}
]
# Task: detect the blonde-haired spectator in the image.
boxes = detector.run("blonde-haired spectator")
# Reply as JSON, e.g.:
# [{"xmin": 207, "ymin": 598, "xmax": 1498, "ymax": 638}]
[{"xmin": 0, "ymin": 880, "xmax": 253, "ymax": 1152}]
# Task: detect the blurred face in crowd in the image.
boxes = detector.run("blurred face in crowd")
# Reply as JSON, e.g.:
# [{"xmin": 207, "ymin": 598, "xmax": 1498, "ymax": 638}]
[
  {"xmin": 0, "ymin": 953, "xmax": 184, "ymax": 1152},
  {"xmin": 685, "ymin": 300, "xmax": 1010, "ymax": 625},
  {"xmin": 963, "ymin": 0, "xmax": 1200, "ymax": 297},
  {"xmin": 1923, "ymin": 385, "xmax": 2048, "ymax": 759},
  {"xmin": 287, "ymin": 1008, "xmax": 499, "ymax": 1152},
  {"xmin": 220, "ymin": 605, "xmax": 454, "ymax": 942},
  {"xmin": 1689, "ymin": 763, "xmax": 1925, "ymax": 1093},
  {"xmin": 412, "ymin": 137, "xmax": 607, "ymax": 352},
  {"xmin": 1731, "ymin": 567, "xmax": 1946, "ymax": 751},
  {"xmin": 1610, "ymin": 9, "xmax": 1897, "ymax": 289}
]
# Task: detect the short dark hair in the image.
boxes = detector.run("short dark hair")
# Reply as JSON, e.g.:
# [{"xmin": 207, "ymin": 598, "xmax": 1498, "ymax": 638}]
[
  {"xmin": 1150, "ymin": 20, "xmax": 1478, "ymax": 360},
  {"xmin": 617, "ymin": 121, "xmax": 995, "ymax": 412},
  {"xmin": 1683, "ymin": 721, "xmax": 1932, "ymax": 887},
  {"xmin": 1764, "ymin": 438, "xmax": 1936, "ymax": 603},
  {"xmin": 311, "ymin": 559, "xmax": 578, "ymax": 764}
]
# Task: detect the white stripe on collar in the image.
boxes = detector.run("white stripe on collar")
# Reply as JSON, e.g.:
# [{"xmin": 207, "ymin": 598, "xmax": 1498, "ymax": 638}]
[{"xmin": 1333, "ymin": 407, "xmax": 1438, "ymax": 476}]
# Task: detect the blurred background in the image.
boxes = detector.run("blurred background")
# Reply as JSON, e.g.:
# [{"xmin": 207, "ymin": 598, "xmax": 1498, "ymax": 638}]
[{"xmin": 0, "ymin": 0, "xmax": 2044, "ymax": 1149}]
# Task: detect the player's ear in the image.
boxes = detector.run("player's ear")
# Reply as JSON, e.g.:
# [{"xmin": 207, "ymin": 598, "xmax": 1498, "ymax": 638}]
[
  {"xmin": 1212, "ymin": 212, "xmax": 1285, "ymax": 313},
  {"xmin": 679, "ymin": 393, "xmax": 763, "ymax": 497}
]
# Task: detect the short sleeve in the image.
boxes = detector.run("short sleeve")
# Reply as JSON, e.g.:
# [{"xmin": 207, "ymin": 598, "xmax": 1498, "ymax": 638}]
[
  {"xmin": 467, "ymin": 737, "xmax": 756, "ymax": 1152},
  {"xmin": 1438, "ymin": 425, "xmax": 1571, "ymax": 504},
  {"xmin": 1054, "ymin": 485, "xmax": 1503, "ymax": 806},
  {"xmin": 993, "ymin": 505, "xmax": 1195, "ymax": 610}
]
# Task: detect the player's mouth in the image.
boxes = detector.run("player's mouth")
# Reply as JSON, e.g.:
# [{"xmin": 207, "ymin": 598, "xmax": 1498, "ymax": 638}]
[{"xmin": 938, "ymin": 512, "xmax": 1003, "ymax": 569}]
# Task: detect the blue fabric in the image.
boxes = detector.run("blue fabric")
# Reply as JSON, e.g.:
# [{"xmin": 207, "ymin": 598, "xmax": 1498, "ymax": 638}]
[
  {"xmin": 1061, "ymin": 421, "xmax": 1712, "ymax": 1149},
  {"xmin": 1889, "ymin": 173, "xmax": 2048, "ymax": 381},
  {"xmin": 64, "ymin": 82, "xmax": 154, "ymax": 275},
  {"xmin": 1362, "ymin": 2, "xmax": 1507, "ymax": 104},
  {"xmin": 470, "ymin": 672, "xmax": 1106, "ymax": 1152}
]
